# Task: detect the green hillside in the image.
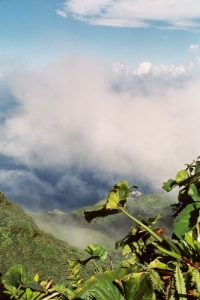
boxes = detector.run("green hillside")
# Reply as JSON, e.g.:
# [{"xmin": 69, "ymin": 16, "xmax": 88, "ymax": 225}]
[
  {"xmin": 0, "ymin": 190, "xmax": 174, "ymax": 283},
  {"xmin": 0, "ymin": 193, "xmax": 86, "ymax": 283}
]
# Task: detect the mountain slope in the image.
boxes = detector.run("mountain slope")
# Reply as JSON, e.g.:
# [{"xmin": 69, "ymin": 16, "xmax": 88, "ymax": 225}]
[{"xmin": 0, "ymin": 192, "xmax": 84, "ymax": 283}]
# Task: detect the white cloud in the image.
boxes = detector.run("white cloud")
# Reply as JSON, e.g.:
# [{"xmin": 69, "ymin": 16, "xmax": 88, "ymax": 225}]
[
  {"xmin": 1, "ymin": 55, "xmax": 200, "ymax": 191},
  {"xmin": 57, "ymin": 0, "xmax": 200, "ymax": 29},
  {"xmin": 136, "ymin": 62, "xmax": 153, "ymax": 76},
  {"xmin": 189, "ymin": 43, "xmax": 200, "ymax": 52},
  {"xmin": 169, "ymin": 20, "xmax": 199, "ymax": 30},
  {"xmin": 56, "ymin": 9, "xmax": 67, "ymax": 18},
  {"xmin": 113, "ymin": 60, "xmax": 188, "ymax": 79}
]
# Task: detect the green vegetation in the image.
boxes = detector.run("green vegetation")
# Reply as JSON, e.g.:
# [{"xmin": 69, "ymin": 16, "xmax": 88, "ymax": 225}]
[
  {"xmin": 1, "ymin": 157, "xmax": 200, "ymax": 299},
  {"xmin": 0, "ymin": 193, "xmax": 86, "ymax": 283}
]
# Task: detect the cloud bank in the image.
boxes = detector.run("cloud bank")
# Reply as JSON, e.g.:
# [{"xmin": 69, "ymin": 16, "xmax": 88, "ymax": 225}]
[
  {"xmin": 57, "ymin": 0, "xmax": 200, "ymax": 29},
  {"xmin": 0, "ymin": 56, "xmax": 200, "ymax": 209}
]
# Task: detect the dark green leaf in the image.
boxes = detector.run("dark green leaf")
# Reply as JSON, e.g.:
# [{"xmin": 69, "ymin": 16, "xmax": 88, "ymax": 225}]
[
  {"xmin": 73, "ymin": 270, "xmax": 125, "ymax": 300},
  {"xmin": 115, "ymin": 272, "xmax": 154, "ymax": 300},
  {"xmin": 188, "ymin": 183, "xmax": 200, "ymax": 202},
  {"xmin": 2, "ymin": 264, "xmax": 30, "ymax": 288},
  {"xmin": 173, "ymin": 203, "xmax": 200, "ymax": 238},
  {"xmin": 84, "ymin": 206, "xmax": 120, "ymax": 223},
  {"xmin": 195, "ymin": 161, "xmax": 200, "ymax": 174},
  {"xmin": 162, "ymin": 179, "xmax": 177, "ymax": 192},
  {"xmin": 2, "ymin": 264, "xmax": 44, "ymax": 295}
]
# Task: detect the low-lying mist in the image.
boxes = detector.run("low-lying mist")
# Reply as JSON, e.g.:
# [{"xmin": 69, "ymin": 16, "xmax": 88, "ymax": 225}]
[
  {"xmin": 29, "ymin": 209, "xmax": 117, "ymax": 249},
  {"xmin": 28, "ymin": 193, "xmax": 175, "ymax": 249}
]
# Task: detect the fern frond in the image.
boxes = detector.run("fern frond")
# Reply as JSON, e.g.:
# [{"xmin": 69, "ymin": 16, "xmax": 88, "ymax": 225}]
[
  {"xmin": 189, "ymin": 265, "xmax": 200, "ymax": 293},
  {"xmin": 174, "ymin": 264, "xmax": 187, "ymax": 300},
  {"xmin": 148, "ymin": 269, "xmax": 164, "ymax": 292}
]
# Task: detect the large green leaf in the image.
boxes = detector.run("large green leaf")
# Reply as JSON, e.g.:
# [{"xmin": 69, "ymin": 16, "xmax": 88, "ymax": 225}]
[
  {"xmin": 105, "ymin": 181, "xmax": 131, "ymax": 209},
  {"xmin": 84, "ymin": 181, "xmax": 132, "ymax": 223},
  {"xmin": 162, "ymin": 179, "xmax": 177, "ymax": 192},
  {"xmin": 105, "ymin": 191, "xmax": 120, "ymax": 210},
  {"xmin": 2, "ymin": 264, "xmax": 43, "ymax": 294},
  {"xmin": 188, "ymin": 183, "xmax": 200, "ymax": 202},
  {"xmin": 175, "ymin": 170, "xmax": 189, "ymax": 183},
  {"xmin": 2, "ymin": 264, "xmax": 30, "ymax": 288},
  {"xmin": 173, "ymin": 203, "xmax": 200, "ymax": 238},
  {"xmin": 115, "ymin": 272, "xmax": 155, "ymax": 300},
  {"xmin": 73, "ymin": 270, "xmax": 125, "ymax": 300}
]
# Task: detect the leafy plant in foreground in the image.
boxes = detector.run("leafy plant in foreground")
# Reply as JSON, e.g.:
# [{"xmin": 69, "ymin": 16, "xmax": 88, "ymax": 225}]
[
  {"xmin": 163, "ymin": 158, "xmax": 200, "ymax": 239},
  {"xmin": 1, "ymin": 264, "xmax": 69, "ymax": 299},
  {"xmin": 79, "ymin": 159, "xmax": 200, "ymax": 299},
  {"xmin": 1, "ymin": 158, "xmax": 200, "ymax": 299}
]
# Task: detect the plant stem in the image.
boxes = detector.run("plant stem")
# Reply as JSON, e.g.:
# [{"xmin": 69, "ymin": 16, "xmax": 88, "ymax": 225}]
[{"xmin": 120, "ymin": 208, "xmax": 163, "ymax": 243}]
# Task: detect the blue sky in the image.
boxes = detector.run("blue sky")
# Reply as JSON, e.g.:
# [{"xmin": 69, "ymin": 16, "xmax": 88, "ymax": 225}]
[
  {"xmin": 1, "ymin": 0, "xmax": 200, "ymax": 210},
  {"xmin": 0, "ymin": 0, "xmax": 200, "ymax": 67}
]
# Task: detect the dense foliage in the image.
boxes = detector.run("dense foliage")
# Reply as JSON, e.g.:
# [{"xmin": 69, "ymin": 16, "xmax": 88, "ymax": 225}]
[{"xmin": 1, "ymin": 158, "xmax": 200, "ymax": 299}]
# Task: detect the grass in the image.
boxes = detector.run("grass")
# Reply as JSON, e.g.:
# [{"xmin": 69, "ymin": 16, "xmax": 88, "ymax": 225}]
[{"xmin": 0, "ymin": 192, "xmax": 88, "ymax": 283}]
